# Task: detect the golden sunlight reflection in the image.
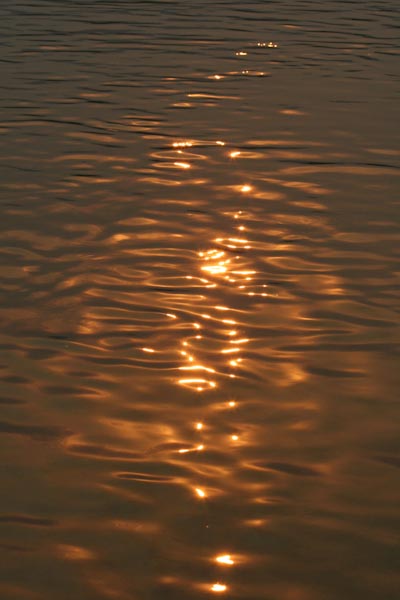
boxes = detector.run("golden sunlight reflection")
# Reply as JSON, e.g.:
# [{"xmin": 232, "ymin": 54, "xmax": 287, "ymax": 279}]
[
  {"xmin": 172, "ymin": 141, "xmax": 193, "ymax": 148},
  {"xmin": 179, "ymin": 378, "xmax": 216, "ymax": 391},
  {"xmin": 179, "ymin": 365, "xmax": 215, "ymax": 373},
  {"xmin": 172, "ymin": 208, "xmax": 260, "ymax": 570},
  {"xmin": 195, "ymin": 487, "xmax": 206, "ymax": 499},
  {"xmin": 257, "ymin": 41, "xmax": 278, "ymax": 48},
  {"xmin": 215, "ymin": 555, "xmax": 235, "ymax": 566},
  {"xmin": 211, "ymin": 583, "xmax": 228, "ymax": 593},
  {"xmin": 178, "ymin": 445, "xmax": 204, "ymax": 454},
  {"xmin": 174, "ymin": 161, "xmax": 191, "ymax": 169}
]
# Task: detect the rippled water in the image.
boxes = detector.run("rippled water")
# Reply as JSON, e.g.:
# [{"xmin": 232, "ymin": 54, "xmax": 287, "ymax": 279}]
[{"xmin": 1, "ymin": 1, "xmax": 399, "ymax": 599}]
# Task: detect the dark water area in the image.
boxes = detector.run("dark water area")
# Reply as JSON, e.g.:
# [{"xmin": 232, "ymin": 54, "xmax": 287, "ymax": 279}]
[{"xmin": 1, "ymin": 1, "xmax": 399, "ymax": 598}]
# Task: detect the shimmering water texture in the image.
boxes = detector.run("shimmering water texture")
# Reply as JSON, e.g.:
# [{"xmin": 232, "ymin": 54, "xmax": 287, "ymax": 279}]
[{"xmin": 1, "ymin": 1, "xmax": 399, "ymax": 599}]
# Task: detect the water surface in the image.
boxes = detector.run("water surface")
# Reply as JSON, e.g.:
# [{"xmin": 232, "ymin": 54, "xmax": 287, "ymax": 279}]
[{"xmin": 1, "ymin": 1, "xmax": 399, "ymax": 599}]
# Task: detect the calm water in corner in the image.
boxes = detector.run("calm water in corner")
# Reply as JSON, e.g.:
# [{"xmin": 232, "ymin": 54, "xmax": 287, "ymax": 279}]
[{"xmin": 0, "ymin": 1, "xmax": 399, "ymax": 599}]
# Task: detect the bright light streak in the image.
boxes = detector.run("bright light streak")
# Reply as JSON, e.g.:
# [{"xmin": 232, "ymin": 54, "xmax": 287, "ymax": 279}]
[
  {"xmin": 216, "ymin": 555, "xmax": 234, "ymax": 565},
  {"xmin": 174, "ymin": 162, "xmax": 191, "ymax": 169},
  {"xmin": 211, "ymin": 583, "xmax": 227, "ymax": 592}
]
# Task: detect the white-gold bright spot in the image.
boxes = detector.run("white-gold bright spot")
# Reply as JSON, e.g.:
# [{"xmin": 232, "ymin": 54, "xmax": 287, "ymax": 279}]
[
  {"xmin": 142, "ymin": 347, "xmax": 155, "ymax": 353},
  {"xmin": 174, "ymin": 162, "xmax": 191, "ymax": 169},
  {"xmin": 173, "ymin": 141, "xmax": 193, "ymax": 148},
  {"xmin": 240, "ymin": 184, "xmax": 252, "ymax": 193},
  {"xmin": 179, "ymin": 444, "xmax": 204, "ymax": 454},
  {"xmin": 211, "ymin": 583, "xmax": 227, "ymax": 593},
  {"xmin": 216, "ymin": 554, "xmax": 234, "ymax": 565},
  {"xmin": 178, "ymin": 378, "xmax": 216, "ymax": 390},
  {"xmin": 195, "ymin": 487, "xmax": 206, "ymax": 498}
]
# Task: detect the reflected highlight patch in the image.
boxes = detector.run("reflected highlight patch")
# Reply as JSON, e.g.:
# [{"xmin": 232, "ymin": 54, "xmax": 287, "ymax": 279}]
[
  {"xmin": 172, "ymin": 141, "xmax": 193, "ymax": 148},
  {"xmin": 178, "ymin": 378, "xmax": 216, "ymax": 391},
  {"xmin": 174, "ymin": 161, "xmax": 191, "ymax": 169},
  {"xmin": 211, "ymin": 583, "xmax": 228, "ymax": 592},
  {"xmin": 215, "ymin": 554, "xmax": 234, "ymax": 565}
]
